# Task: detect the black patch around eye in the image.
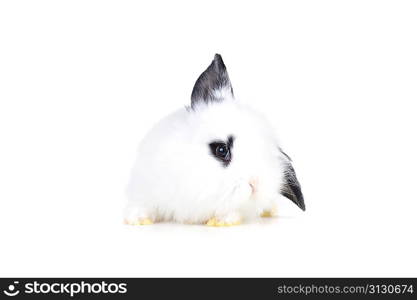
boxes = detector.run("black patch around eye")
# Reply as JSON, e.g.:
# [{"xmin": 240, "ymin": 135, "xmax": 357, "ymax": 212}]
[{"xmin": 209, "ymin": 135, "xmax": 234, "ymax": 167}]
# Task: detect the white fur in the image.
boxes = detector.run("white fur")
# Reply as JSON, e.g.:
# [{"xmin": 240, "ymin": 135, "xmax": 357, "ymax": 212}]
[{"xmin": 125, "ymin": 93, "xmax": 288, "ymax": 224}]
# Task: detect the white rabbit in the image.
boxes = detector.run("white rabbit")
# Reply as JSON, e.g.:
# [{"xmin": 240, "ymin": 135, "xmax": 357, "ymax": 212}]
[{"xmin": 124, "ymin": 54, "xmax": 305, "ymax": 226}]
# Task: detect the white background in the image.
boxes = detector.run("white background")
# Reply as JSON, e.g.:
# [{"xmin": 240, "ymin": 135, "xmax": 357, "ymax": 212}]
[{"xmin": 1, "ymin": 0, "xmax": 416, "ymax": 277}]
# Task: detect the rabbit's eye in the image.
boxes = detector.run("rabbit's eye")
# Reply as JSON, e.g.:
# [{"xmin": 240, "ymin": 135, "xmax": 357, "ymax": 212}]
[
  {"xmin": 215, "ymin": 144, "xmax": 229, "ymax": 158},
  {"xmin": 208, "ymin": 136, "xmax": 234, "ymax": 167}
]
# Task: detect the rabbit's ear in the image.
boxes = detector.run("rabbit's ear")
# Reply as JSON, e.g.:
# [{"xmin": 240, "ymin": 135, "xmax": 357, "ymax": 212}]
[
  {"xmin": 191, "ymin": 54, "xmax": 234, "ymax": 108},
  {"xmin": 280, "ymin": 149, "xmax": 306, "ymax": 211}
]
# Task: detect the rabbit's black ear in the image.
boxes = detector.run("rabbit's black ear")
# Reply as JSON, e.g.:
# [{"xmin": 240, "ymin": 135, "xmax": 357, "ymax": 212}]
[
  {"xmin": 280, "ymin": 149, "xmax": 306, "ymax": 211},
  {"xmin": 191, "ymin": 54, "xmax": 234, "ymax": 108}
]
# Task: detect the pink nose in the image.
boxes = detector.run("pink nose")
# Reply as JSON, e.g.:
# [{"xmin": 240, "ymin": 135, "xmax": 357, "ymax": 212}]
[{"xmin": 249, "ymin": 178, "xmax": 259, "ymax": 194}]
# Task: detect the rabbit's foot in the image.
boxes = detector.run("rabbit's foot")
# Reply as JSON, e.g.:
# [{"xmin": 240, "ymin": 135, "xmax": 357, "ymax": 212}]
[
  {"xmin": 124, "ymin": 205, "xmax": 154, "ymax": 225},
  {"xmin": 206, "ymin": 213, "xmax": 242, "ymax": 227},
  {"xmin": 261, "ymin": 205, "xmax": 278, "ymax": 217},
  {"xmin": 124, "ymin": 217, "xmax": 153, "ymax": 226}
]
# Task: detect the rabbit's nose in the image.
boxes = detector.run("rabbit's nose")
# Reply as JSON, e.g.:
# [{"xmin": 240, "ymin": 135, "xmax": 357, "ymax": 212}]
[{"xmin": 249, "ymin": 177, "xmax": 259, "ymax": 195}]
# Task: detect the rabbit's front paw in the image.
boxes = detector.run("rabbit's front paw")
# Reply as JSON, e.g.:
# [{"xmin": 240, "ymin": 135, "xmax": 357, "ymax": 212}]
[
  {"xmin": 261, "ymin": 205, "xmax": 278, "ymax": 217},
  {"xmin": 124, "ymin": 218, "xmax": 153, "ymax": 226},
  {"xmin": 123, "ymin": 205, "xmax": 154, "ymax": 225},
  {"xmin": 206, "ymin": 213, "xmax": 242, "ymax": 227}
]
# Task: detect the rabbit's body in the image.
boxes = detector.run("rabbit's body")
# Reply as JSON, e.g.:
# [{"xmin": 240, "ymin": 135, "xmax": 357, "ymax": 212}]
[{"xmin": 125, "ymin": 54, "xmax": 305, "ymax": 226}]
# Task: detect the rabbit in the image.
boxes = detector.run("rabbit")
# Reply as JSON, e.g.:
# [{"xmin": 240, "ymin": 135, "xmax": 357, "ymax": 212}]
[{"xmin": 124, "ymin": 54, "xmax": 305, "ymax": 226}]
